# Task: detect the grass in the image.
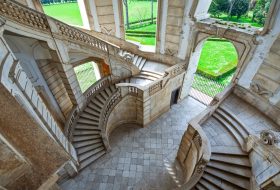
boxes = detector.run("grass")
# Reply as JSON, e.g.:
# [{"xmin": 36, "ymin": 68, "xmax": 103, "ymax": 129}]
[
  {"xmin": 126, "ymin": 23, "xmax": 157, "ymax": 45},
  {"xmin": 211, "ymin": 12, "xmax": 262, "ymax": 28},
  {"xmin": 42, "ymin": 3, "xmax": 83, "ymax": 26},
  {"xmin": 74, "ymin": 63, "xmax": 97, "ymax": 93},
  {"xmin": 124, "ymin": 1, "xmax": 158, "ymax": 24},
  {"xmin": 197, "ymin": 39, "xmax": 238, "ymax": 78}
]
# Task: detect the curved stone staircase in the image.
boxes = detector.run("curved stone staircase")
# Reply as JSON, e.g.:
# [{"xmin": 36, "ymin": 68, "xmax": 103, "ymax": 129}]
[
  {"xmin": 71, "ymin": 84, "xmax": 117, "ymax": 170},
  {"xmin": 192, "ymin": 106, "xmax": 252, "ymax": 190}
]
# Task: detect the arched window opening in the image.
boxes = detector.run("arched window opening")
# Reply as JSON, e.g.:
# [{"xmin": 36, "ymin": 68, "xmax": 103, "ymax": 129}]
[
  {"xmin": 74, "ymin": 62, "xmax": 101, "ymax": 93},
  {"xmin": 189, "ymin": 38, "xmax": 238, "ymax": 105},
  {"xmin": 208, "ymin": 0, "xmax": 273, "ymax": 28},
  {"xmin": 40, "ymin": 0, "xmax": 83, "ymax": 27},
  {"xmin": 123, "ymin": 0, "xmax": 158, "ymax": 48}
]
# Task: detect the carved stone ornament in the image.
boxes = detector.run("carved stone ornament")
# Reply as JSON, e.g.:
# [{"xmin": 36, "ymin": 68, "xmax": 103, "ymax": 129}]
[
  {"xmin": 122, "ymin": 52, "xmax": 134, "ymax": 62},
  {"xmin": 260, "ymin": 130, "xmax": 280, "ymax": 145},
  {"xmin": 250, "ymin": 80, "xmax": 273, "ymax": 98}
]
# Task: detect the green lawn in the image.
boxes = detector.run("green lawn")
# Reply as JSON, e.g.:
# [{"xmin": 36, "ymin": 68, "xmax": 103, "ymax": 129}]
[
  {"xmin": 126, "ymin": 23, "xmax": 156, "ymax": 45},
  {"xmin": 124, "ymin": 1, "xmax": 158, "ymax": 24},
  {"xmin": 211, "ymin": 12, "xmax": 262, "ymax": 28},
  {"xmin": 74, "ymin": 63, "xmax": 97, "ymax": 93},
  {"xmin": 197, "ymin": 39, "xmax": 238, "ymax": 79},
  {"xmin": 42, "ymin": 3, "xmax": 83, "ymax": 26}
]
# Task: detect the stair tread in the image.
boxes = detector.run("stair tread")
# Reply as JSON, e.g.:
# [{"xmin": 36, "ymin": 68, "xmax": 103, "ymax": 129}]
[
  {"xmin": 211, "ymin": 153, "xmax": 251, "ymax": 167},
  {"xmin": 73, "ymin": 134, "xmax": 100, "ymax": 142},
  {"xmin": 92, "ymin": 99, "xmax": 104, "ymax": 108},
  {"xmin": 73, "ymin": 130, "xmax": 100, "ymax": 136},
  {"xmin": 88, "ymin": 103, "xmax": 102, "ymax": 113},
  {"xmin": 77, "ymin": 118, "xmax": 99, "ymax": 126},
  {"xmin": 219, "ymin": 106, "xmax": 250, "ymax": 135},
  {"xmin": 75, "ymin": 124, "xmax": 100, "ymax": 130},
  {"xmin": 95, "ymin": 94, "xmax": 106, "ymax": 104},
  {"xmin": 140, "ymin": 70, "xmax": 163, "ymax": 77},
  {"xmin": 196, "ymin": 183, "xmax": 207, "ymax": 190},
  {"xmin": 205, "ymin": 167, "xmax": 250, "ymax": 189},
  {"xmin": 213, "ymin": 114, "xmax": 245, "ymax": 147},
  {"xmin": 84, "ymin": 107, "xmax": 100, "ymax": 117},
  {"xmin": 216, "ymin": 109, "xmax": 248, "ymax": 139},
  {"xmin": 80, "ymin": 112, "xmax": 99, "ymax": 121},
  {"xmin": 207, "ymin": 160, "xmax": 251, "ymax": 178},
  {"xmin": 77, "ymin": 142, "xmax": 104, "ymax": 155},
  {"xmin": 74, "ymin": 138, "xmax": 102, "ymax": 148},
  {"xmin": 79, "ymin": 146, "xmax": 105, "ymax": 162},
  {"xmin": 138, "ymin": 58, "xmax": 147, "ymax": 70},
  {"xmin": 79, "ymin": 150, "xmax": 106, "ymax": 170},
  {"xmin": 105, "ymin": 87, "xmax": 113, "ymax": 97},
  {"xmin": 203, "ymin": 172, "xmax": 243, "ymax": 190},
  {"xmin": 199, "ymin": 178, "xmax": 221, "ymax": 190},
  {"xmin": 211, "ymin": 146, "xmax": 247, "ymax": 155}
]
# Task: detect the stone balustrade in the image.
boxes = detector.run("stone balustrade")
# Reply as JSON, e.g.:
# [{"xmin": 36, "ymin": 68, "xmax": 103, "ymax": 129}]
[{"xmin": 9, "ymin": 60, "xmax": 78, "ymax": 162}]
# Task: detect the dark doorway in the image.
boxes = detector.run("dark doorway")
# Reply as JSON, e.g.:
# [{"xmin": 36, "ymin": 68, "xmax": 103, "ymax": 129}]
[{"xmin": 170, "ymin": 88, "xmax": 180, "ymax": 106}]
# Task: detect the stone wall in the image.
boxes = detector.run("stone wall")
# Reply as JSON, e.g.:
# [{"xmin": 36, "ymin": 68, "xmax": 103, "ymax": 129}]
[{"xmin": 106, "ymin": 95, "xmax": 140, "ymax": 138}]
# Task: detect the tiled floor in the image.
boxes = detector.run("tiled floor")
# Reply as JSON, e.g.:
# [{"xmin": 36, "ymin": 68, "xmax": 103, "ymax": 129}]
[{"xmin": 60, "ymin": 97, "xmax": 206, "ymax": 190}]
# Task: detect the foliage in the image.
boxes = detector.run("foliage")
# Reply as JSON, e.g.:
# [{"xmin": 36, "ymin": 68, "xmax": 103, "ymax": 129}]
[
  {"xmin": 209, "ymin": 0, "xmax": 229, "ymax": 17},
  {"xmin": 229, "ymin": 0, "xmax": 249, "ymax": 19},
  {"xmin": 252, "ymin": 0, "xmax": 271, "ymax": 24}
]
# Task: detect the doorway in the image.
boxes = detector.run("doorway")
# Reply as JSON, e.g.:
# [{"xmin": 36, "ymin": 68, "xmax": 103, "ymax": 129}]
[{"xmin": 170, "ymin": 88, "xmax": 180, "ymax": 106}]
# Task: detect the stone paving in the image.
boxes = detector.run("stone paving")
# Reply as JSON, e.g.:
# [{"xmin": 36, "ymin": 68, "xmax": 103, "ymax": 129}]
[{"xmin": 60, "ymin": 97, "xmax": 205, "ymax": 190}]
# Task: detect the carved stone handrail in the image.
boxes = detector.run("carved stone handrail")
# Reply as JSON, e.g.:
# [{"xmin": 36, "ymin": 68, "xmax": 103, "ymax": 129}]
[
  {"xmin": 176, "ymin": 83, "xmax": 235, "ymax": 189},
  {"xmin": 64, "ymin": 76, "xmax": 112, "ymax": 140},
  {"xmin": 9, "ymin": 60, "xmax": 78, "ymax": 162}
]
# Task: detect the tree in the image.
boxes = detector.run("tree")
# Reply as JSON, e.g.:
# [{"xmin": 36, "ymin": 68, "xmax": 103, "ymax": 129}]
[
  {"xmin": 229, "ymin": 0, "xmax": 249, "ymax": 19},
  {"xmin": 252, "ymin": 0, "xmax": 271, "ymax": 24},
  {"xmin": 209, "ymin": 0, "xmax": 229, "ymax": 18}
]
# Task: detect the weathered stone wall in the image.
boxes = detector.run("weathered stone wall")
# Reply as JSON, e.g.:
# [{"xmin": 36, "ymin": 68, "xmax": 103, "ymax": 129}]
[
  {"xmin": 106, "ymin": 95, "xmax": 139, "ymax": 138},
  {"xmin": 0, "ymin": 84, "xmax": 70, "ymax": 189}
]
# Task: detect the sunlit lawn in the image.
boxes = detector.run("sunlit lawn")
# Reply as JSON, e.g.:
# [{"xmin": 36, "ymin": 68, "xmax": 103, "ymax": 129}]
[{"xmin": 42, "ymin": 3, "xmax": 83, "ymax": 26}]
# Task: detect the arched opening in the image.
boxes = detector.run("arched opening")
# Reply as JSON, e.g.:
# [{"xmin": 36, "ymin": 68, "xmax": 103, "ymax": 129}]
[
  {"xmin": 122, "ymin": 0, "xmax": 158, "ymax": 49},
  {"xmin": 74, "ymin": 61, "xmax": 101, "ymax": 93},
  {"xmin": 189, "ymin": 37, "xmax": 239, "ymax": 105}
]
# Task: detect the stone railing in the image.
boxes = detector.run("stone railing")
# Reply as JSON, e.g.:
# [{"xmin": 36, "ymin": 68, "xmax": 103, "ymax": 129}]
[
  {"xmin": 176, "ymin": 83, "xmax": 235, "ymax": 189},
  {"xmin": 177, "ymin": 122, "xmax": 211, "ymax": 189},
  {"xmin": 246, "ymin": 133, "xmax": 280, "ymax": 189},
  {"xmin": 64, "ymin": 76, "xmax": 112, "ymax": 139},
  {"xmin": 8, "ymin": 61, "xmax": 78, "ymax": 162}
]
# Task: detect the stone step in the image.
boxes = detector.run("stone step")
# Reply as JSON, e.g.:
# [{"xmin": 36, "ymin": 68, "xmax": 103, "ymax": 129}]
[
  {"xmin": 135, "ymin": 56, "xmax": 143, "ymax": 68},
  {"xmin": 211, "ymin": 153, "xmax": 251, "ymax": 167},
  {"xmin": 109, "ymin": 85, "xmax": 116, "ymax": 93},
  {"xmin": 199, "ymin": 178, "xmax": 221, "ymax": 190},
  {"xmin": 219, "ymin": 106, "xmax": 250, "ymax": 135},
  {"xmin": 73, "ymin": 134, "xmax": 100, "ymax": 142},
  {"xmin": 207, "ymin": 160, "xmax": 251, "ymax": 178},
  {"xmin": 135, "ymin": 73, "xmax": 159, "ymax": 81},
  {"xmin": 80, "ymin": 112, "xmax": 99, "ymax": 122},
  {"xmin": 73, "ymin": 129, "xmax": 100, "ymax": 136},
  {"xmin": 76, "ymin": 142, "xmax": 104, "ymax": 155},
  {"xmin": 203, "ymin": 172, "xmax": 241, "ymax": 190},
  {"xmin": 95, "ymin": 94, "xmax": 106, "ymax": 104},
  {"xmin": 77, "ymin": 118, "xmax": 99, "ymax": 126},
  {"xmin": 105, "ymin": 87, "xmax": 113, "ymax": 97},
  {"xmin": 133, "ymin": 55, "xmax": 139, "ymax": 65},
  {"xmin": 211, "ymin": 146, "xmax": 247, "ymax": 155},
  {"xmin": 79, "ymin": 146, "xmax": 105, "ymax": 162},
  {"xmin": 88, "ymin": 102, "xmax": 102, "ymax": 113},
  {"xmin": 74, "ymin": 138, "xmax": 102, "ymax": 149},
  {"xmin": 75, "ymin": 124, "xmax": 100, "ymax": 130},
  {"xmin": 100, "ymin": 91, "xmax": 109, "ymax": 100},
  {"xmin": 205, "ymin": 167, "xmax": 250, "ymax": 189},
  {"xmin": 79, "ymin": 150, "xmax": 106, "ymax": 170},
  {"xmin": 92, "ymin": 98, "xmax": 104, "ymax": 108},
  {"xmin": 216, "ymin": 108, "xmax": 248, "ymax": 139},
  {"xmin": 141, "ymin": 70, "xmax": 163, "ymax": 78},
  {"xmin": 84, "ymin": 107, "xmax": 100, "ymax": 117},
  {"xmin": 138, "ymin": 58, "xmax": 147, "ymax": 70},
  {"xmin": 196, "ymin": 183, "xmax": 207, "ymax": 190},
  {"xmin": 212, "ymin": 114, "xmax": 245, "ymax": 147}
]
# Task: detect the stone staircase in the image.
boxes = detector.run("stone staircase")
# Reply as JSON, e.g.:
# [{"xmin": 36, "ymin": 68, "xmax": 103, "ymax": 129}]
[
  {"xmin": 118, "ymin": 50, "xmax": 147, "ymax": 71},
  {"xmin": 72, "ymin": 84, "xmax": 117, "ymax": 170},
  {"xmin": 192, "ymin": 106, "xmax": 252, "ymax": 190}
]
